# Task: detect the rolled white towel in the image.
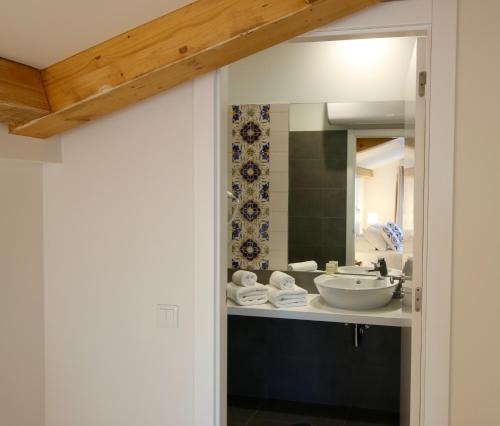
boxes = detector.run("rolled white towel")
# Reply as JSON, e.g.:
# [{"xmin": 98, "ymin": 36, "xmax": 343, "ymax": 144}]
[
  {"xmin": 232, "ymin": 270, "xmax": 258, "ymax": 287},
  {"xmin": 227, "ymin": 282, "xmax": 268, "ymax": 306},
  {"xmin": 269, "ymin": 271, "xmax": 295, "ymax": 290},
  {"xmin": 266, "ymin": 284, "xmax": 308, "ymax": 308},
  {"xmin": 287, "ymin": 261, "xmax": 318, "ymax": 272}
]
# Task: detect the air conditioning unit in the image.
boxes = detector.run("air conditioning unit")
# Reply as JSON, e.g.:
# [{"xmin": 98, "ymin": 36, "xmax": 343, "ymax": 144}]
[{"xmin": 327, "ymin": 101, "xmax": 408, "ymax": 128}]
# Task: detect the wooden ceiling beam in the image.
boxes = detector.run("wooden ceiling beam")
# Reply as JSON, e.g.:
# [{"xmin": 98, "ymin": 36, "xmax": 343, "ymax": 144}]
[
  {"xmin": 0, "ymin": 58, "xmax": 50, "ymax": 125},
  {"xmin": 356, "ymin": 166, "xmax": 374, "ymax": 178},
  {"xmin": 356, "ymin": 137, "xmax": 394, "ymax": 152},
  {"xmin": 10, "ymin": 0, "xmax": 380, "ymax": 139}
]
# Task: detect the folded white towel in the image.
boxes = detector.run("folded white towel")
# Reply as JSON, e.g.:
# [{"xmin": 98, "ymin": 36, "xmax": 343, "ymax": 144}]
[
  {"xmin": 227, "ymin": 282, "xmax": 268, "ymax": 306},
  {"xmin": 266, "ymin": 284, "xmax": 308, "ymax": 308},
  {"xmin": 232, "ymin": 270, "xmax": 258, "ymax": 287},
  {"xmin": 269, "ymin": 271, "xmax": 295, "ymax": 290},
  {"xmin": 287, "ymin": 261, "xmax": 318, "ymax": 272}
]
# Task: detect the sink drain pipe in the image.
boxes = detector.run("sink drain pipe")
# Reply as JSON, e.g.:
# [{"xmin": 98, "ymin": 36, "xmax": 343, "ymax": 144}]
[{"xmin": 346, "ymin": 323, "xmax": 370, "ymax": 348}]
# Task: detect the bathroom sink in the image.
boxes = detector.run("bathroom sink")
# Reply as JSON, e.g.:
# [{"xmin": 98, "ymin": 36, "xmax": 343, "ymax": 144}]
[
  {"xmin": 337, "ymin": 265, "xmax": 402, "ymax": 276},
  {"xmin": 314, "ymin": 274, "xmax": 399, "ymax": 310}
]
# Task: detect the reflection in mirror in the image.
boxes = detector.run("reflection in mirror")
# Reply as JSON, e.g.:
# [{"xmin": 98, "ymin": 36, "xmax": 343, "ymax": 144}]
[
  {"xmin": 354, "ymin": 135, "xmax": 413, "ymax": 276},
  {"xmin": 229, "ymin": 103, "xmax": 414, "ymax": 273},
  {"xmin": 288, "ymin": 104, "xmax": 349, "ymax": 270}
]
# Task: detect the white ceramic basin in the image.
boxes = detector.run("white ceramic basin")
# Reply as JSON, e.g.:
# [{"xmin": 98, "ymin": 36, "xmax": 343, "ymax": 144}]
[
  {"xmin": 314, "ymin": 274, "xmax": 399, "ymax": 310},
  {"xmin": 337, "ymin": 265, "xmax": 402, "ymax": 277}
]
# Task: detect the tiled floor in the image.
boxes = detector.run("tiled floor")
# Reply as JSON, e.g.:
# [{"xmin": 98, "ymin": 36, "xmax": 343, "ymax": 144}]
[{"xmin": 228, "ymin": 397, "xmax": 399, "ymax": 426}]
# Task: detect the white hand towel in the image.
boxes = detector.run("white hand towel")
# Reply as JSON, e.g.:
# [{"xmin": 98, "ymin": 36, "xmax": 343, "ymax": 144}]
[
  {"xmin": 227, "ymin": 282, "xmax": 268, "ymax": 306},
  {"xmin": 269, "ymin": 271, "xmax": 295, "ymax": 290},
  {"xmin": 232, "ymin": 270, "xmax": 258, "ymax": 287},
  {"xmin": 287, "ymin": 261, "xmax": 318, "ymax": 272},
  {"xmin": 266, "ymin": 284, "xmax": 308, "ymax": 308}
]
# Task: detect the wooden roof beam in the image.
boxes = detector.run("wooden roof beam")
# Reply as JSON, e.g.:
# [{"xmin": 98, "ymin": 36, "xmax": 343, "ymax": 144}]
[
  {"xmin": 0, "ymin": 58, "xmax": 50, "ymax": 125},
  {"xmin": 357, "ymin": 166, "xmax": 374, "ymax": 178},
  {"xmin": 10, "ymin": 0, "xmax": 380, "ymax": 139}
]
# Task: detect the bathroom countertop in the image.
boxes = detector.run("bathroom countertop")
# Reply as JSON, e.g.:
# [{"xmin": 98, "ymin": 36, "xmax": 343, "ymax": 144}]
[{"xmin": 227, "ymin": 294, "xmax": 412, "ymax": 327}]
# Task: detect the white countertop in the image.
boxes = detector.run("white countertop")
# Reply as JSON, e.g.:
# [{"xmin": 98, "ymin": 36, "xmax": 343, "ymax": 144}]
[{"xmin": 227, "ymin": 294, "xmax": 412, "ymax": 327}]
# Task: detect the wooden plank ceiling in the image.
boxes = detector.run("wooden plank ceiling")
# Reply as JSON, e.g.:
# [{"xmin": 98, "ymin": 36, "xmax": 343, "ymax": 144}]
[{"xmin": 1, "ymin": 0, "xmax": 380, "ymax": 139}]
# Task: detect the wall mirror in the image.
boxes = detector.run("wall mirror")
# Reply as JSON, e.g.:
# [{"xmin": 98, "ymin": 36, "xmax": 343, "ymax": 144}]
[{"xmin": 228, "ymin": 102, "xmax": 414, "ymax": 273}]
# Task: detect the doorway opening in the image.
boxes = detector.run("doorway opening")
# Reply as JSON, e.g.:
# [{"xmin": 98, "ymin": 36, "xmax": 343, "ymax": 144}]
[{"xmin": 221, "ymin": 34, "xmax": 427, "ymax": 426}]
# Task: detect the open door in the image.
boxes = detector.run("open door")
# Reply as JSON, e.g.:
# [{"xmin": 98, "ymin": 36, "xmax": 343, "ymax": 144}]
[{"xmin": 400, "ymin": 37, "xmax": 427, "ymax": 426}]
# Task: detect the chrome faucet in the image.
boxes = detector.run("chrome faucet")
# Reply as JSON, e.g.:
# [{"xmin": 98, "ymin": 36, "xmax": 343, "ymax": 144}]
[
  {"xmin": 369, "ymin": 257, "xmax": 388, "ymax": 279},
  {"xmin": 389, "ymin": 275, "xmax": 406, "ymax": 299},
  {"xmin": 370, "ymin": 257, "xmax": 405, "ymax": 299}
]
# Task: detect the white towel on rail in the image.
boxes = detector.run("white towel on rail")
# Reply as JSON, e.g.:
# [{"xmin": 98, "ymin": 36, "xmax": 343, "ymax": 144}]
[{"xmin": 227, "ymin": 282, "xmax": 268, "ymax": 306}]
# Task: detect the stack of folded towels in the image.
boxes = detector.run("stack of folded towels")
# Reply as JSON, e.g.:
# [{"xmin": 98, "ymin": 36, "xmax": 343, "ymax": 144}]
[
  {"xmin": 266, "ymin": 271, "xmax": 308, "ymax": 308},
  {"xmin": 227, "ymin": 270, "xmax": 268, "ymax": 306}
]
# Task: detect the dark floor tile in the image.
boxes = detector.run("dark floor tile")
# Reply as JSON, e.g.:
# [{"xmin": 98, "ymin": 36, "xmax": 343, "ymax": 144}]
[
  {"xmin": 228, "ymin": 408, "xmax": 254, "ymax": 426},
  {"xmin": 253, "ymin": 400, "xmax": 347, "ymax": 426},
  {"xmin": 247, "ymin": 419, "xmax": 290, "ymax": 426},
  {"xmin": 227, "ymin": 415, "xmax": 251, "ymax": 426},
  {"xmin": 345, "ymin": 408, "xmax": 399, "ymax": 426},
  {"xmin": 228, "ymin": 397, "xmax": 401, "ymax": 426},
  {"xmin": 228, "ymin": 396, "xmax": 262, "ymax": 426}
]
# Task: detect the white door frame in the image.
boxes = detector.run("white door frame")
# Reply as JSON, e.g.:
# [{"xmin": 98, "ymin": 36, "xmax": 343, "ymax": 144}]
[
  {"xmin": 193, "ymin": 0, "xmax": 457, "ymax": 424},
  {"xmin": 420, "ymin": 2, "xmax": 457, "ymax": 425}
]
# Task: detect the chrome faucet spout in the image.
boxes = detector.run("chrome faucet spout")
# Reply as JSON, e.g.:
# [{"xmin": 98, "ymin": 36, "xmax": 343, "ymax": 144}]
[
  {"xmin": 389, "ymin": 275, "xmax": 406, "ymax": 299},
  {"xmin": 369, "ymin": 257, "xmax": 389, "ymax": 278}
]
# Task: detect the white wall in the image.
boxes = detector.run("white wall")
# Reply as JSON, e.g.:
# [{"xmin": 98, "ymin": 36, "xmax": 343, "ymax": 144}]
[
  {"xmin": 450, "ymin": 1, "xmax": 500, "ymax": 424},
  {"xmin": 43, "ymin": 84, "xmax": 195, "ymax": 426},
  {"xmin": 0, "ymin": 0, "xmax": 192, "ymax": 67},
  {"xmin": 228, "ymin": 37, "xmax": 416, "ymax": 105},
  {"xmin": 289, "ymin": 103, "xmax": 339, "ymax": 131},
  {"xmin": 269, "ymin": 104, "xmax": 289, "ymax": 270},
  {"xmin": 313, "ymin": 0, "xmax": 431, "ymax": 33},
  {"xmin": 0, "ymin": 160, "xmax": 45, "ymax": 426},
  {"xmin": 361, "ymin": 161, "xmax": 398, "ymax": 227},
  {"xmin": 0, "ymin": 125, "xmax": 61, "ymax": 163}
]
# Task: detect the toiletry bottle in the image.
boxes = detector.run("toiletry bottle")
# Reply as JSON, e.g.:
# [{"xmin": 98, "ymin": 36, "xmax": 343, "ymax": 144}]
[{"xmin": 326, "ymin": 260, "xmax": 338, "ymax": 275}]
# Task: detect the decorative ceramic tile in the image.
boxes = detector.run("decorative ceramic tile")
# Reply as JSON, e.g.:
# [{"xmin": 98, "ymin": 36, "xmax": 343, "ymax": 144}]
[{"xmin": 231, "ymin": 104, "xmax": 271, "ymax": 270}]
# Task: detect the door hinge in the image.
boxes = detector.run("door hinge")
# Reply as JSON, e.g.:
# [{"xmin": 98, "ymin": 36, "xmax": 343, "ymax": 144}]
[
  {"xmin": 415, "ymin": 286, "xmax": 423, "ymax": 312},
  {"xmin": 419, "ymin": 71, "xmax": 427, "ymax": 97}
]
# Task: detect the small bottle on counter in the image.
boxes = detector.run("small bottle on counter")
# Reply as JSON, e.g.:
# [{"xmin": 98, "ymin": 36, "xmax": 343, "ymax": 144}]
[{"xmin": 326, "ymin": 260, "xmax": 338, "ymax": 275}]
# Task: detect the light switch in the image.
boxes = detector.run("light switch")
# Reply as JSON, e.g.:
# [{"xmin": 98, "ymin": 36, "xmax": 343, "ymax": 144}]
[{"xmin": 157, "ymin": 304, "xmax": 179, "ymax": 328}]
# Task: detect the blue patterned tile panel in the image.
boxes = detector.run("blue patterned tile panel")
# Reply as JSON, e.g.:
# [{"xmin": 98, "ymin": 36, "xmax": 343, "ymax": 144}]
[{"xmin": 231, "ymin": 105, "xmax": 271, "ymax": 270}]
